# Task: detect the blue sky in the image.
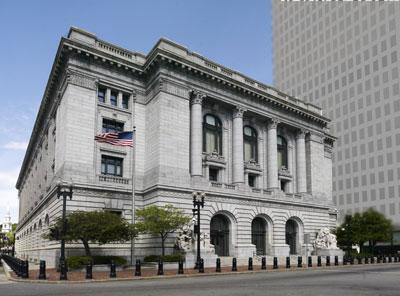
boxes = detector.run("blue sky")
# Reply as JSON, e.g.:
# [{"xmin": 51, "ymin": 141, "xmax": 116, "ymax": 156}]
[{"xmin": 0, "ymin": 0, "xmax": 273, "ymax": 223}]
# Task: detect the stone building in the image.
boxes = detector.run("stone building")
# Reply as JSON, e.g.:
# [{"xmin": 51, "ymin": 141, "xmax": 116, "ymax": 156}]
[{"xmin": 15, "ymin": 27, "xmax": 336, "ymax": 267}]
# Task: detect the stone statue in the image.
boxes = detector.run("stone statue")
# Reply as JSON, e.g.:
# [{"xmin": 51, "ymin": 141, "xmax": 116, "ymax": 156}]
[
  {"xmin": 314, "ymin": 227, "xmax": 339, "ymax": 250},
  {"xmin": 175, "ymin": 224, "xmax": 194, "ymax": 252}
]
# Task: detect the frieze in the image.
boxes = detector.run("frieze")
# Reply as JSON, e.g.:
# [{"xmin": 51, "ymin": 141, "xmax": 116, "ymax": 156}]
[{"xmin": 66, "ymin": 69, "xmax": 97, "ymax": 90}]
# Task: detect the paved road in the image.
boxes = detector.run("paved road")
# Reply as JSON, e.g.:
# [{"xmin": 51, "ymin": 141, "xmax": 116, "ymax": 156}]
[{"xmin": 1, "ymin": 265, "xmax": 400, "ymax": 296}]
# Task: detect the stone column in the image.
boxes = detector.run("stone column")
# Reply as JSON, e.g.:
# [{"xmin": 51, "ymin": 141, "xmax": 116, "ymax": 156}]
[
  {"xmin": 232, "ymin": 107, "xmax": 245, "ymax": 184},
  {"xmin": 190, "ymin": 90, "xmax": 205, "ymax": 177},
  {"xmin": 287, "ymin": 145, "xmax": 294, "ymax": 194},
  {"xmin": 296, "ymin": 130, "xmax": 307, "ymax": 193},
  {"xmin": 267, "ymin": 119, "xmax": 279, "ymax": 189},
  {"xmin": 105, "ymin": 88, "xmax": 111, "ymax": 104}
]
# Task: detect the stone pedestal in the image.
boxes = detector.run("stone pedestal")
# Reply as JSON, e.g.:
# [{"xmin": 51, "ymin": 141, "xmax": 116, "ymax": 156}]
[
  {"xmin": 185, "ymin": 251, "xmax": 217, "ymax": 268},
  {"xmin": 314, "ymin": 248, "xmax": 344, "ymax": 257}
]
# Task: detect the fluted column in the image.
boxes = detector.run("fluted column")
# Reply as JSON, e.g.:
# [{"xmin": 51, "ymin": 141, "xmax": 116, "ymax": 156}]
[
  {"xmin": 190, "ymin": 90, "xmax": 205, "ymax": 176},
  {"xmin": 232, "ymin": 107, "xmax": 245, "ymax": 184},
  {"xmin": 287, "ymin": 145, "xmax": 294, "ymax": 193},
  {"xmin": 267, "ymin": 119, "xmax": 279, "ymax": 189},
  {"xmin": 296, "ymin": 130, "xmax": 307, "ymax": 193}
]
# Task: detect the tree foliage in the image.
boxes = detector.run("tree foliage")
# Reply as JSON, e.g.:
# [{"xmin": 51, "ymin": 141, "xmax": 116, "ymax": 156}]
[
  {"xmin": 135, "ymin": 205, "xmax": 191, "ymax": 256},
  {"xmin": 44, "ymin": 211, "xmax": 137, "ymax": 256},
  {"xmin": 336, "ymin": 208, "xmax": 393, "ymax": 253}
]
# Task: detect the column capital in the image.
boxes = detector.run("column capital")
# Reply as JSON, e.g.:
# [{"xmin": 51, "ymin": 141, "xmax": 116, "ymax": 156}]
[
  {"xmin": 295, "ymin": 129, "xmax": 308, "ymax": 140},
  {"xmin": 189, "ymin": 89, "xmax": 206, "ymax": 105},
  {"xmin": 233, "ymin": 106, "xmax": 246, "ymax": 119},
  {"xmin": 267, "ymin": 118, "xmax": 280, "ymax": 130}
]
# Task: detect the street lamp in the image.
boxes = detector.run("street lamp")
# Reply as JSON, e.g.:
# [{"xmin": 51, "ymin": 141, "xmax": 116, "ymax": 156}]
[
  {"xmin": 56, "ymin": 180, "xmax": 73, "ymax": 280},
  {"xmin": 192, "ymin": 191, "xmax": 205, "ymax": 269}
]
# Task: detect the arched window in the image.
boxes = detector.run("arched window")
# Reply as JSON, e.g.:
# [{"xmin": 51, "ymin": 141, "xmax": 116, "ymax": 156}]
[
  {"xmin": 203, "ymin": 114, "xmax": 222, "ymax": 155},
  {"xmin": 277, "ymin": 135, "xmax": 288, "ymax": 169},
  {"xmin": 244, "ymin": 126, "xmax": 258, "ymax": 162},
  {"xmin": 45, "ymin": 214, "xmax": 50, "ymax": 226}
]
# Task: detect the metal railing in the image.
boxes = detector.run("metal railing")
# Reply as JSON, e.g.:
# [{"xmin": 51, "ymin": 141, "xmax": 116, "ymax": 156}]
[{"xmin": 0, "ymin": 254, "xmax": 29, "ymax": 278}]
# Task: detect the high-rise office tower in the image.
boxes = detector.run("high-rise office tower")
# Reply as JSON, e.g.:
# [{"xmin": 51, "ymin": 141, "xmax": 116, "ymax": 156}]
[{"xmin": 272, "ymin": 1, "xmax": 400, "ymax": 232}]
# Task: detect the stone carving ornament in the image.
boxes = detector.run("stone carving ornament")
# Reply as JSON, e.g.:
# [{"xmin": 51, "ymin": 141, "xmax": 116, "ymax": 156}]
[{"xmin": 313, "ymin": 227, "xmax": 338, "ymax": 250}]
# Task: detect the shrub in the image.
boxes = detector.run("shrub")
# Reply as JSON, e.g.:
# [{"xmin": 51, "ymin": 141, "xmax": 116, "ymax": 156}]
[
  {"xmin": 66, "ymin": 255, "xmax": 127, "ymax": 269},
  {"xmin": 143, "ymin": 254, "xmax": 184, "ymax": 263}
]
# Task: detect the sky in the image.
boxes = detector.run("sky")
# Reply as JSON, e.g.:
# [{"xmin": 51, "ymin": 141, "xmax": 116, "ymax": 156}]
[{"xmin": 0, "ymin": 0, "xmax": 273, "ymax": 223}]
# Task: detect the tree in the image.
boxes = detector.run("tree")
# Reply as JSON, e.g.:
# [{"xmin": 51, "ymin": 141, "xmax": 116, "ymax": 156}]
[
  {"xmin": 336, "ymin": 209, "xmax": 393, "ymax": 254},
  {"xmin": 44, "ymin": 211, "xmax": 137, "ymax": 256},
  {"xmin": 362, "ymin": 208, "xmax": 393, "ymax": 251},
  {"xmin": 135, "ymin": 205, "xmax": 191, "ymax": 256}
]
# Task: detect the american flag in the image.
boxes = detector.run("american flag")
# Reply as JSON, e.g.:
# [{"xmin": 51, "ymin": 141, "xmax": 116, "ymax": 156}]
[{"xmin": 95, "ymin": 131, "xmax": 133, "ymax": 147}]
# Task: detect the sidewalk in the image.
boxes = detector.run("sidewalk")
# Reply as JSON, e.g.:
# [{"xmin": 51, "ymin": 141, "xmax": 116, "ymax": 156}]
[{"xmin": 5, "ymin": 261, "xmax": 400, "ymax": 284}]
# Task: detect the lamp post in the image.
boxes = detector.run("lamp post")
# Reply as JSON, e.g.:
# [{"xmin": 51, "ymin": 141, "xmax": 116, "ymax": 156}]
[
  {"xmin": 192, "ymin": 191, "xmax": 205, "ymax": 269},
  {"xmin": 57, "ymin": 181, "xmax": 73, "ymax": 280}
]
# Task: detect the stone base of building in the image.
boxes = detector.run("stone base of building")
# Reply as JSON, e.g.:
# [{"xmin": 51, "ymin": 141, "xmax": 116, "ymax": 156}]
[{"xmin": 270, "ymin": 244, "xmax": 290, "ymax": 256}]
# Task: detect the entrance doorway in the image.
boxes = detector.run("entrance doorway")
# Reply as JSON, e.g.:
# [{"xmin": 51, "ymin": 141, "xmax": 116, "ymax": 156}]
[
  {"xmin": 210, "ymin": 215, "xmax": 230, "ymax": 256},
  {"xmin": 251, "ymin": 217, "xmax": 266, "ymax": 255},
  {"xmin": 286, "ymin": 219, "xmax": 298, "ymax": 255}
]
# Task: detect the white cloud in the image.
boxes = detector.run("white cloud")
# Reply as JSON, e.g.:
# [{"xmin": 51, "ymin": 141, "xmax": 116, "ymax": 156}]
[{"xmin": 3, "ymin": 141, "xmax": 28, "ymax": 150}]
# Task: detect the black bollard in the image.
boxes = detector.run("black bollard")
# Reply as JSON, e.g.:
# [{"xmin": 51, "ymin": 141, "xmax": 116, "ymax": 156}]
[
  {"xmin": 273, "ymin": 257, "xmax": 278, "ymax": 269},
  {"xmin": 308, "ymin": 256, "xmax": 312, "ymax": 267},
  {"xmin": 216, "ymin": 258, "xmax": 221, "ymax": 272},
  {"xmin": 326, "ymin": 256, "xmax": 330, "ymax": 267},
  {"xmin": 350, "ymin": 257, "xmax": 354, "ymax": 265},
  {"xmin": 334, "ymin": 256, "xmax": 338, "ymax": 266},
  {"xmin": 38, "ymin": 260, "xmax": 46, "ymax": 280},
  {"xmin": 158, "ymin": 260, "xmax": 164, "ymax": 275},
  {"xmin": 232, "ymin": 258, "xmax": 237, "ymax": 272},
  {"xmin": 178, "ymin": 259, "xmax": 184, "ymax": 275},
  {"xmin": 261, "ymin": 257, "xmax": 266, "ymax": 270},
  {"xmin": 286, "ymin": 257, "xmax": 290, "ymax": 269},
  {"xmin": 248, "ymin": 257, "xmax": 253, "ymax": 271},
  {"xmin": 298, "ymin": 256, "xmax": 302, "ymax": 268},
  {"xmin": 377, "ymin": 256, "xmax": 381, "ymax": 263},
  {"xmin": 357, "ymin": 257, "xmax": 362, "ymax": 264},
  {"xmin": 86, "ymin": 261, "xmax": 93, "ymax": 280},
  {"xmin": 135, "ymin": 259, "xmax": 141, "ymax": 276},
  {"xmin": 371, "ymin": 256, "xmax": 375, "ymax": 264},
  {"xmin": 394, "ymin": 256, "xmax": 398, "ymax": 263},
  {"xmin": 110, "ymin": 261, "xmax": 116, "ymax": 278},
  {"xmin": 199, "ymin": 258, "xmax": 204, "ymax": 273},
  {"xmin": 317, "ymin": 256, "xmax": 322, "ymax": 267},
  {"xmin": 364, "ymin": 256, "xmax": 369, "ymax": 264},
  {"xmin": 59, "ymin": 260, "xmax": 67, "ymax": 280},
  {"xmin": 388, "ymin": 256, "xmax": 392, "ymax": 263},
  {"xmin": 383, "ymin": 256, "xmax": 387, "ymax": 263},
  {"xmin": 343, "ymin": 257, "xmax": 347, "ymax": 265}
]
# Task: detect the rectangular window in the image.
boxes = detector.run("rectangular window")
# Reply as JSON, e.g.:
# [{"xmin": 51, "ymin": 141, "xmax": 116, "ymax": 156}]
[
  {"xmin": 209, "ymin": 167, "xmax": 219, "ymax": 182},
  {"xmin": 98, "ymin": 87, "xmax": 106, "ymax": 103},
  {"xmin": 122, "ymin": 94, "xmax": 129, "ymax": 109},
  {"xmin": 101, "ymin": 155, "xmax": 123, "ymax": 177},
  {"xmin": 102, "ymin": 119, "xmax": 124, "ymax": 133},
  {"xmin": 110, "ymin": 90, "xmax": 118, "ymax": 106},
  {"xmin": 248, "ymin": 174, "xmax": 256, "ymax": 188}
]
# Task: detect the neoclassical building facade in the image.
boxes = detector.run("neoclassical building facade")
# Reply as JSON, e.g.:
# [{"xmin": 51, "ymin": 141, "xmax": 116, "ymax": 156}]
[{"xmin": 15, "ymin": 27, "xmax": 336, "ymax": 266}]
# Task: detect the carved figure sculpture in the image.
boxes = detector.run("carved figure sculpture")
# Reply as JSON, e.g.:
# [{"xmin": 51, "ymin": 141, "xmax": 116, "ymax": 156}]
[{"xmin": 314, "ymin": 227, "xmax": 339, "ymax": 250}]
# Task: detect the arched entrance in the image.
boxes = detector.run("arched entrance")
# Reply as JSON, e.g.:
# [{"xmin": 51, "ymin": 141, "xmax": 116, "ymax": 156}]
[
  {"xmin": 285, "ymin": 219, "xmax": 298, "ymax": 255},
  {"xmin": 210, "ymin": 214, "xmax": 230, "ymax": 256},
  {"xmin": 251, "ymin": 217, "xmax": 266, "ymax": 255}
]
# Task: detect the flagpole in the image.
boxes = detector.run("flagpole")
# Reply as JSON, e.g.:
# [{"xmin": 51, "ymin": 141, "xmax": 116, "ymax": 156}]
[{"xmin": 130, "ymin": 94, "xmax": 137, "ymax": 266}]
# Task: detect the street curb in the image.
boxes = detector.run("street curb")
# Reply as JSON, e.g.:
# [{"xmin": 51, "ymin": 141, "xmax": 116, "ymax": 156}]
[{"xmin": 5, "ymin": 262, "xmax": 400, "ymax": 285}]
